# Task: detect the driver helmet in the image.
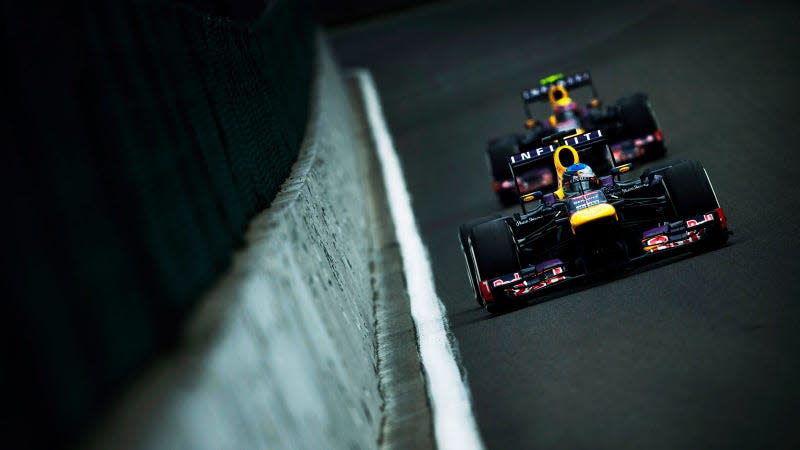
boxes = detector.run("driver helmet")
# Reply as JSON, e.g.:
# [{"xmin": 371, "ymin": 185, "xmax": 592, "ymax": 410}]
[
  {"xmin": 562, "ymin": 163, "xmax": 600, "ymax": 196},
  {"xmin": 549, "ymin": 85, "xmax": 578, "ymax": 113},
  {"xmin": 548, "ymin": 85, "xmax": 578, "ymax": 128}
]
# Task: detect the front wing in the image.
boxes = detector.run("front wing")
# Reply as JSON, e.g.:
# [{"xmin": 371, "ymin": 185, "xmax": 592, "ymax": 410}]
[
  {"xmin": 477, "ymin": 207, "xmax": 728, "ymax": 306},
  {"xmin": 479, "ymin": 259, "xmax": 577, "ymax": 306}
]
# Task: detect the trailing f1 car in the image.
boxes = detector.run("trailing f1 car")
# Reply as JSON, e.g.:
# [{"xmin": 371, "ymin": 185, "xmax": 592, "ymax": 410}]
[
  {"xmin": 488, "ymin": 71, "xmax": 665, "ymax": 206},
  {"xmin": 462, "ymin": 129, "xmax": 728, "ymax": 313}
]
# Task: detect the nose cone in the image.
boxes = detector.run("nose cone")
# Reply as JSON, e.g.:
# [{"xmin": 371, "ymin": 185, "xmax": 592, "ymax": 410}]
[{"xmin": 569, "ymin": 204, "xmax": 618, "ymax": 234}]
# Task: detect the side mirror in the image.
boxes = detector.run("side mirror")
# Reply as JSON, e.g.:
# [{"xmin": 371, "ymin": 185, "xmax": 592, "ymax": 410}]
[
  {"xmin": 520, "ymin": 191, "xmax": 543, "ymax": 203},
  {"xmin": 611, "ymin": 163, "xmax": 633, "ymax": 178}
]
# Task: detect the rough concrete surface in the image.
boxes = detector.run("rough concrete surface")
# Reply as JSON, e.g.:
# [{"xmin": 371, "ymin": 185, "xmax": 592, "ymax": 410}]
[
  {"xmin": 85, "ymin": 35, "xmax": 388, "ymax": 450},
  {"xmin": 348, "ymin": 76, "xmax": 435, "ymax": 450}
]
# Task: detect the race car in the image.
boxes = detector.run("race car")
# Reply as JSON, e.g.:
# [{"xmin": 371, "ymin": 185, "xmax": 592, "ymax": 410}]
[
  {"xmin": 488, "ymin": 71, "xmax": 666, "ymax": 206},
  {"xmin": 462, "ymin": 129, "xmax": 728, "ymax": 313}
]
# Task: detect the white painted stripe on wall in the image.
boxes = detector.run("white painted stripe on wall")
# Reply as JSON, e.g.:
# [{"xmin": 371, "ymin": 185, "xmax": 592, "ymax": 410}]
[{"xmin": 353, "ymin": 69, "xmax": 484, "ymax": 450}]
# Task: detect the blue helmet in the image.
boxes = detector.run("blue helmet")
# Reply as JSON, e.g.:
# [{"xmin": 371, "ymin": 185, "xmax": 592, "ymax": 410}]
[{"xmin": 562, "ymin": 163, "xmax": 599, "ymax": 196}]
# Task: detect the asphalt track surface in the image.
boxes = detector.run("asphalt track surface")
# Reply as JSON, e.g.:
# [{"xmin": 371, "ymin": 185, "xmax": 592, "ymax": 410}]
[{"xmin": 332, "ymin": 1, "xmax": 800, "ymax": 448}]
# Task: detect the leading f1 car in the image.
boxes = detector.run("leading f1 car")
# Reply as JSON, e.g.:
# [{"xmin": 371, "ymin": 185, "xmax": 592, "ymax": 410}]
[{"xmin": 460, "ymin": 129, "xmax": 729, "ymax": 313}]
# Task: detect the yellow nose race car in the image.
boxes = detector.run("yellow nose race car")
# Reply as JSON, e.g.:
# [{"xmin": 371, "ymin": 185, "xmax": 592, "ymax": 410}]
[
  {"xmin": 488, "ymin": 71, "xmax": 665, "ymax": 206},
  {"xmin": 462, "ymin": 129, "xmax": 728, "ymax": 314}
]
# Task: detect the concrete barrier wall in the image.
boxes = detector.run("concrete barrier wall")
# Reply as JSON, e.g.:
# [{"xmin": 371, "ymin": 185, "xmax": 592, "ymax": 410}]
[{"xmin": 88, "ymin": 36, "xmax": 382, "ymax": 449}]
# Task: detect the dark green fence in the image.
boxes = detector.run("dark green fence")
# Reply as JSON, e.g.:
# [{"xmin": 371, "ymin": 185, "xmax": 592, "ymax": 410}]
[{"xmin": 2, "ymin": 1, "xmax": 313, "ymax": 446}]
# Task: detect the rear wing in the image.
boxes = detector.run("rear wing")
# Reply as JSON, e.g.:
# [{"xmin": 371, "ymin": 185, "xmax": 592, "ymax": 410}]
[
  {"xmin": 520, "ymin": 70, "xmax": 595, "ymax": 104},
  {"xmin": 506, "ymin": 130, "xmax": 613, "ymax": 205},
  {"xmin": 509, "ymin": 129, "xmax": 605, "ymax": 168}
]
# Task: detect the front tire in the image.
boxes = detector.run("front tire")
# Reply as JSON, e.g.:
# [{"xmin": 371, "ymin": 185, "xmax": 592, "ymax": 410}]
[
  {"xmin": 662, "ymin": 160, "xmax": 719, "ymax": 216},
  {"xmin": 459, "ymin": 215, "xmax": 501, "ymax": 306},
  {"xmin": 469, "ymin": 219, "xmax": 519, "ymax": 312},
  {"xmin": 662, "ymin": 160, "xmax": 728, "ymax": 245}
]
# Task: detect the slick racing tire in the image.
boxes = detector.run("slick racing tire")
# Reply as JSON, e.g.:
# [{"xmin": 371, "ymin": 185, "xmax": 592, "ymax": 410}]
[
  {"xmin": 617, "ymin": 93, "xmax": 658, "ymax": 136},
  {"xmin": 460, "ymin": 215, "xmax": 501, "ymax": 307},
  {"xmin": 617, "ymin": 93, "xmax": 665, "ymax": 157},
  {"xmin": 469, "ymin": 219, "xmax": 519, "ymax": 312},
  {"xmin": 662, "ymin": 160, "xmax": 719, "ymax": 216},
  {"xmin": 487, "ymin": 134, "xmax": 521, "ymax": 182},
  {"xmin": 662, "ymin": 160, "xmax": 728, "ymax": 245}
]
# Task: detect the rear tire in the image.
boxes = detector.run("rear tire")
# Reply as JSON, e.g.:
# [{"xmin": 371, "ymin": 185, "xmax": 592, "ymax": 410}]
[
  {"xmin": 487, "ymin": 135, "xmax": 522, "ymax": 207},
  {"xmin": 617, "ymin": 93, "xmax": 665, "ymax": 158},
  {"xmin": 487, "ymin": 134, "xmax": 521, "ymax": 181},
  {"xmin": 469, "ymin": 219, "xmax": 519, "ymax": 312},
  {"xmin": 617, "ymin": 93, "xmax": 657, "ymax": 136}
]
